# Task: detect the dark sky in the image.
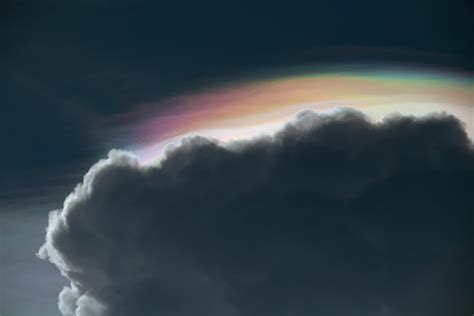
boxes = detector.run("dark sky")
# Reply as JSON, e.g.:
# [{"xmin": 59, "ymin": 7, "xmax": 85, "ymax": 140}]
[
  {"xmin": 3, "ymin": 0, "xmax": 473, "ymax": 200},
  {"xmin": 1, "ymin": 1, "xmax": 473, "ymax": 315}
]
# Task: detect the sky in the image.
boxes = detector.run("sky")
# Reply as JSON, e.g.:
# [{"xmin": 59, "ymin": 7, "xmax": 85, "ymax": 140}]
[{"xmin": 1, "ymin": 1, "xmax": 473, "ymax": 315}]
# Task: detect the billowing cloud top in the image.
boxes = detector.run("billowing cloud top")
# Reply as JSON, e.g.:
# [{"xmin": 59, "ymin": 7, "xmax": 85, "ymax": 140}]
[{"xmin": 39, "ymin": 109, "xmax": 474, "ymax": 316}]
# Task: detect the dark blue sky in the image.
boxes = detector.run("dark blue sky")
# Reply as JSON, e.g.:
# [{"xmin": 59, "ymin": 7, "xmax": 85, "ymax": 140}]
[{"xmin": 3, "ymin": 0, "xmax": 473, "ymax": 199}]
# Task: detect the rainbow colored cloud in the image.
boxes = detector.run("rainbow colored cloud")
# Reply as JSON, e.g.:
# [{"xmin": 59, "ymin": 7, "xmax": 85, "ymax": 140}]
[{"xmin": 113, "ymin": 66, "xmax": 473, "ymax": 164}]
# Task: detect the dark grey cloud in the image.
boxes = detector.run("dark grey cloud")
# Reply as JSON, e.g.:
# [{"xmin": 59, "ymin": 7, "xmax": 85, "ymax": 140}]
[{"xmin": 39, "ymin": 109, "xmax": 474, "ymax": 316}]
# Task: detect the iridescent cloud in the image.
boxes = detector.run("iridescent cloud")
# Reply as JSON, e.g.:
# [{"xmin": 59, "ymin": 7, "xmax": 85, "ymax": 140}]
[{"xmin": 112, "ymin": 66, "xmax": 473, "ymax": 163}]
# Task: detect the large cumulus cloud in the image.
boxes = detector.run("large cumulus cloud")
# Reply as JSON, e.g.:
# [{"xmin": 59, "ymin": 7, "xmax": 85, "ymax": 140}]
[{"xmin": 39, "ymin": 109, "xmax": 474, "ymax": 316}]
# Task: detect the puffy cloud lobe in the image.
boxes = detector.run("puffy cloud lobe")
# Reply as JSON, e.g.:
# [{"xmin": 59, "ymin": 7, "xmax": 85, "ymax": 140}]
[{"xmin": 39, "ymin": 109, "xmax": 474, "ymax": 316}]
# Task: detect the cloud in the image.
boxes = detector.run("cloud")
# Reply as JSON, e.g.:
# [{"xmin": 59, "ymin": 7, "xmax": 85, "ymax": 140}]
[{"xmin": 39, "ymin": 108, "xmax": 474, "ymax": 316}]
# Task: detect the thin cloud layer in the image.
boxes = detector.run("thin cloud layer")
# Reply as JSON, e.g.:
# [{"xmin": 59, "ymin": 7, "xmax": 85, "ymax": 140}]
[{"xmin": 39, "ymin": 109, "xmax": 474, "ymax": 316}]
